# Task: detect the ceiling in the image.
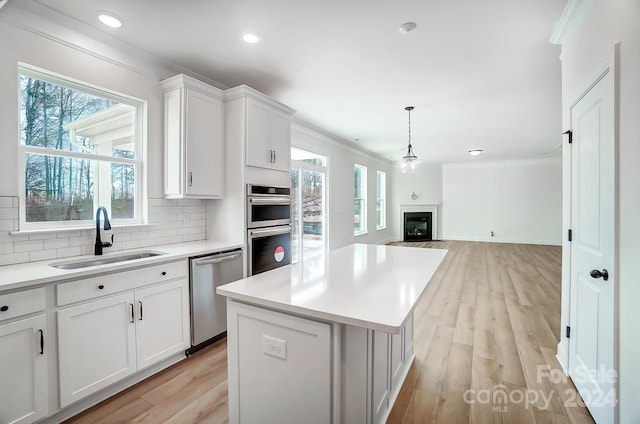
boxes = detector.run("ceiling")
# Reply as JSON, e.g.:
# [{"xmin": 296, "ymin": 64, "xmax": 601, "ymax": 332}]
[{"xmin": 22, "ymin": 0, "xmax": 566, "ymax": 164}]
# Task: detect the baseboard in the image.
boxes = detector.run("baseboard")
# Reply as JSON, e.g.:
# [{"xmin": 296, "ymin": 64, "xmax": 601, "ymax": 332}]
[{"xmin": 442, "ymin": 235, "xmax": 562, "ymax": 246}]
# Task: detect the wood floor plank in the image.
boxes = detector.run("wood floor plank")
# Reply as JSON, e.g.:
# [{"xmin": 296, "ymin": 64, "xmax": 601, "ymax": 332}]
[
  {"xmin": 398, "ymin": 390, "xmax": 440, "ymax": 424},
  {"xmin": 63, "ymin": 241, "xmax": 593, "ymax": 424}
]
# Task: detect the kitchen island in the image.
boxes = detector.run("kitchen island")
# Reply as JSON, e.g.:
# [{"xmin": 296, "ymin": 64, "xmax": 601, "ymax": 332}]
[{"xmin": 217, "ymin": 243, "xmax": 447, "ymax": 424}]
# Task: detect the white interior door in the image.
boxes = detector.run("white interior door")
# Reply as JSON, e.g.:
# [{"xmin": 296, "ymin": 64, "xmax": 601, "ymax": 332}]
[{"xmin": 568, "ymin": 67, "xmax": 616, "ymax": 424}]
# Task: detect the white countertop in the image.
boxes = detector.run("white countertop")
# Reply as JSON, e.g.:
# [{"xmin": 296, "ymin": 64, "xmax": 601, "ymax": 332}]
[
  {"xmin": 217, "ymin": 243, "xmax": 447, "ymax": 333},
  {"xmin": 0, "ymin": 240, "xmax": 243, "ymax": 292}
]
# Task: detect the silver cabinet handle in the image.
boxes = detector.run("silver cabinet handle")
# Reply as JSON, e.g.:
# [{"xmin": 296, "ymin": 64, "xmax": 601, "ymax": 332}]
[
  {"xmin": 273, "ymin": 150, "xmax": 276, "ymax": 163},
  {"xmin": 138, "ymin": 301, "xmax": 143, "ymax": 320},
  {"xmin": 188, "ymin": 171, "xmax": 193, "ymax": 187},
  {"xmin": 129, "ymin": 303, "xmax": 135, "ymax": 323}
]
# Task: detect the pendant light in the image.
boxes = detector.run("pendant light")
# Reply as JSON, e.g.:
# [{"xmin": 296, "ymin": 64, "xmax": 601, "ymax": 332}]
[{"xmin": 400, "ymin": 106, "xmax": 418, "ymax": 173}]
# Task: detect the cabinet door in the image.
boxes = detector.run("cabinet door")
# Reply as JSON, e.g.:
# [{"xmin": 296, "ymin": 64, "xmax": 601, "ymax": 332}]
[
  {"xmin": 372, "ymin": 330, "xmax": 390, "ymax": 424},
  {"xmin": 185, "ymin": 88, "xmax": 224, "ymax": 197},
  {"xmin": 0, "ymin": 315, "xmax": 48, "ymax": 424},
  {"xmin": 390, "ymin": 331, "xmax": 404, "ymax": 391},
  {"xmin": 269, "ymin": 110, "xmax": 291, "ymax": 172},
  {"xmin": 245, "ymin": 99, "xmax": 271, "ymax": 169},
  {"xmin": 135, "ymin": 278, "xmax": 190, "ymax": 370},
  {"xmin": 58, "ymin": 292, "xmax": 136, "ymax": 407}
]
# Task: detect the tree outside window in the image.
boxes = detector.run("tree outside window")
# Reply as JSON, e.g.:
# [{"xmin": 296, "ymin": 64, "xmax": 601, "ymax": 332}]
[
  {"xmin": 354, "ymin": 163, "xmax": 367, "ymax": 235},
  {"xmin": 18, "ymin": 65, "xmax": 144, "ymax": 228}
]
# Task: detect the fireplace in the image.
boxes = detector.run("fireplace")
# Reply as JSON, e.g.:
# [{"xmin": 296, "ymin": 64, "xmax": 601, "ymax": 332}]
[{"xmin": 404, "ymin": 212, "xmax": 433, "ymax": 242}]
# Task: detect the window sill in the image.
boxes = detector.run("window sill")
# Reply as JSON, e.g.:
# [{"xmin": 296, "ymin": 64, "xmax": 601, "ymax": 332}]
[
  {"xmin": 9, "ymin": 223, "xmax": 154, "ymax": 236},
  {"xmin": 376, "ymin": 226, "xmax": 387, "ymax": 231},
  {"xmin": 354, "ymin": 231, "xmax": 368, "ymax": 237}
]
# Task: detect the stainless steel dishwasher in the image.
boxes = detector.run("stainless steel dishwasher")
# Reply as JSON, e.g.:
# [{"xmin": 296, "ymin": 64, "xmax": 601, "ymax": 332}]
[{"xmin": 187, "ymin": 248, "xmax": 243, "ymax": 355}]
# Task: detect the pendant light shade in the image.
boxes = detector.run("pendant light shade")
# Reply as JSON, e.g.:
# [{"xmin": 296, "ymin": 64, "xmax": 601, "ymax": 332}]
[{"xmin": 400, "ymin": 106, "xmax": 418, "ymax": 173}]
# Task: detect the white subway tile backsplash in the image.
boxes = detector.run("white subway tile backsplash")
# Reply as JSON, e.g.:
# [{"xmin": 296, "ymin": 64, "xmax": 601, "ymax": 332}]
[
  {"xmin": 44, "ymin": 238, "xmax": 70, "ymax": 249},
  {"xmin": 29, "ymin": 249, "xmax": 58, "ymax": 262},
  {"xmin": 0, "ymin": 252, "xmax": 30, "ymax": 266},
  {"xmin": 14, "ymin": 240, "xmax": 44, "ymax": 253},
  {"xmin": 0, "ymin": 197, "xmax": 207, "ymax": 266},
  {"xmin": 57, "ymin": 247, "xmax": 83, "ymax": 258}
]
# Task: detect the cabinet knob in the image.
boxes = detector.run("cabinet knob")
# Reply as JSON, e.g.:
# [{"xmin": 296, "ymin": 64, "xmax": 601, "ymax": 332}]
[
  {"xmin": 0, "ymin": 305, "xmax": 8, "ymax": 312},
  {"xmin": 161, "ymin": 271, "xmax": 167, "ymax": 276},
  {"xmin": 98, "ymin": 285, "xmax": 105, "ymax": 290}
]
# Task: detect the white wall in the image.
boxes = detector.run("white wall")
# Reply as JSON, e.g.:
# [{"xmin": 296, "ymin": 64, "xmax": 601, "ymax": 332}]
[
  {"xmin": 441, "ymin": 159, "xmax": 562, "ymax": 245},
  {"xmin": 391, "ymin": 162, "xmax": 443, "ymax": 240},
  {"xmin": 292, "ymin": 123, "xmax": 394, "ymax": 251},
  {"xmin": 556, "ymin": 1, "xmax": 640, "ymax": 421}
]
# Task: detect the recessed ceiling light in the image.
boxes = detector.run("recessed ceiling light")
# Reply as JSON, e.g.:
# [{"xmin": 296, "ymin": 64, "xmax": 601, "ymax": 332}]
[
  {"xmin": 243, "ymin": 33, "xmax": 261, "ymax": 44},
  {"xmin": 468, "ymin": 149, "xmax": 483, "ymax": 156},
  {"xmin": 399, "ymin": 22, "xmax": 417, "ymax": 34},
  {"xmin": 98, "ymin": 13, "xmax": 123, "ymax": 28}
]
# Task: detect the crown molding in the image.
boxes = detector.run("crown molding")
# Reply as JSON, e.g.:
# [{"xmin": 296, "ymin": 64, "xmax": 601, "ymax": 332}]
[{"xmin": 550, "ymin": 0, "xmax": 596, "ymax": 46}]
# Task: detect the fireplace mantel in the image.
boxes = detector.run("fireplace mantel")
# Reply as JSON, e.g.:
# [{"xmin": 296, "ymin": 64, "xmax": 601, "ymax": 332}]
[{"xmin": 399, "ymin": 204, "xmax": 439, "ymax": 240}]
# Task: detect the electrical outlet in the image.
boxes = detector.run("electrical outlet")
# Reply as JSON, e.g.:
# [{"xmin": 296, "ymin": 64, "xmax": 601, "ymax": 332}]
[
  {"xmin": 490, "ymin": 230, "xmax": 494, "ymax": 237},
  {"xmin": 262, "ymin": 335, "xmax": 287, "ymax": 360}
]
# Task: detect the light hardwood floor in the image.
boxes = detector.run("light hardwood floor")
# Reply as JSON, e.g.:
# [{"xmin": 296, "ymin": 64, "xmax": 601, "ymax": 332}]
[{"xmin": 65, "ymin": 241, "xmax": 594, "ymax": 424}]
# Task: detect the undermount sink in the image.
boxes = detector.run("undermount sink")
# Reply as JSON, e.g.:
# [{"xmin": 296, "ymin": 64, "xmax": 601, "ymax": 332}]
[{"xmin": 49, "ymin": 251, "xmax": 166, "ymax": 270}]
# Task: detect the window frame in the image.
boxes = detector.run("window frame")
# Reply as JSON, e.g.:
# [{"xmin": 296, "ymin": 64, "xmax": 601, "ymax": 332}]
[
  {"xmin": 17, "ymin": 63, "xmax": 147, "ymax": 231},
  {"xmin": 354, "ymin": 163, "xmax": 367, "ymax": 236},
  {"xmin": 376, "ymin": 170, "xmax": 386, "ymax": 230}
]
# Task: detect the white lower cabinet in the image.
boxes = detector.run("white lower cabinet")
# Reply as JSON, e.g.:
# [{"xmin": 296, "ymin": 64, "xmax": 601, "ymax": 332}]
[
  {"xmin": 135, "ymin": 279, "xmax": 190, "ymax": 370},
  {"xmin": 227, "ymin": 300, "xmax": 332, "ymax": 424},
  {"xmin": 58, "ymin": 278, "xmax": 190, "ymax": 407},
  {"xmin": 227, "ymin": 300, "xmax": 415, "ymax": 424},
  {"xmin": 0, "ymin": 314, "xmax": 48, "ymax": 424},
  {"xmin": 58, "ymin": 292, "xmax": 137, "ymax": 407}
]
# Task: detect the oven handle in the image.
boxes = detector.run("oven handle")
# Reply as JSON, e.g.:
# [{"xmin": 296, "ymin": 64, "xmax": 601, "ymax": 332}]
[
  {"xmin": 248, "ymin": 197, "xmax": 291, "ymax": 205},
  {"xmin": 249, "ymin": 226, "xmax": 292, "ymax": 238}
]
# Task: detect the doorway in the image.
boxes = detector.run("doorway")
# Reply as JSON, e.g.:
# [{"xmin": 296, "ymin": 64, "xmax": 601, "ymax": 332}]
[{"xmin": 291, "ymin": 148, "xmax": 328, "ymax": 262}]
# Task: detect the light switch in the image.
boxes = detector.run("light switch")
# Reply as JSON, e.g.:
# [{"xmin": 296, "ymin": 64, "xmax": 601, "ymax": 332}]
[{"xmin": 262, "ymin": 335, "xmax": 287, "ymax": 360}]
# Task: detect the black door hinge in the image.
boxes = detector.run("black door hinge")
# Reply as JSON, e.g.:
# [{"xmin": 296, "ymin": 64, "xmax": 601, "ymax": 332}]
[
  {"xmin": 566, "ymin": 326, "xmax": 571, "ymax": 338},
  {"xmin": 563, "ymin": 130, "xmax": 573, "ymax": 144},
  {"xmin": 568, "ymin": 229, "xmax": 573, "ymax": 242}
]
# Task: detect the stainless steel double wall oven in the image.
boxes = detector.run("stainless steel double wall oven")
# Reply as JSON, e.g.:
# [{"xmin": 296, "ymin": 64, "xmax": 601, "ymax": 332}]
[{"xmin": 246, "ymin": 184, "xmax": 292, "ymax": 275}]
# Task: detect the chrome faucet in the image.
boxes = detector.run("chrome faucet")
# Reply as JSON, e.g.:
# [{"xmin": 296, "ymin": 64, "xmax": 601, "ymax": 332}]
[{"xmin": 95, "ymin": 206, "xmax": 114, "ymax": 255}]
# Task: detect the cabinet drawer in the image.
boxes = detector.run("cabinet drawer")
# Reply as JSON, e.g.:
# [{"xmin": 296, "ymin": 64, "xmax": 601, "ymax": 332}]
[
  {"xmin": 57, "ymin": 260, "xmax": 188, "ymax": 306},
  {"xmin": 0, "ymin": 288, "xmax": 46, "ymax": 321}
]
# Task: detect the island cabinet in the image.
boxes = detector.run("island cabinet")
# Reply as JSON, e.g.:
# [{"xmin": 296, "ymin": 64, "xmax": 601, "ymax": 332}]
[
  {"xmin": 57, "ymin": 261, "xmax": 190, "ymax": 407},
  {"xmin": 227, "ymin": 300, "xmax": 414, "ymax": 424},
  {"xmin": 162, "ymin": 74, "xmax": 224, "ymax": 199},
  {"xmin": 224, "ymin": 85, "xmax": 294, "ymax": 173},
  {"xmin": 0, "ymin": 288, "xmax": 48, "ymax": 424},
  {"xmin": 218, "ymin": 243, "xmax": 448, "ymax": 424}
]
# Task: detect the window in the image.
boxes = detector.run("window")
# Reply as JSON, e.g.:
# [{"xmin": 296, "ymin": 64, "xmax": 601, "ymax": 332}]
[
  {"xmin": 291, "ymin": 148, "xmax": 328, "ymax": 263},
  {"xmin": 18, "ymin": 65, "xmax": 144, "ymax": 229},
  {"xmin": 354, "ymin": 163, "xmax": 367, "ymax": 235},
  {"xmin": 376, "ymin": 170, "xmax": 386, "ymax": 230}
]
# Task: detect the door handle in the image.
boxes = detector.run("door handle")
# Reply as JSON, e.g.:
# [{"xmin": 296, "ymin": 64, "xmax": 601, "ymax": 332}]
[{"xmin": 590, "ymin": 269, "xmax": 609, "ymax": 281}]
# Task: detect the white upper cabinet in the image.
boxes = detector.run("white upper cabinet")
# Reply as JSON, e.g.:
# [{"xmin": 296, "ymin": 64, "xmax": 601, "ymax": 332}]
[
  {"xmin": 225, "ymin": 85, "xmax": 294, "ymax": 173},
  {"xmin": 162, "ymin": 74, "xmax": 224, "ymax": 199}
]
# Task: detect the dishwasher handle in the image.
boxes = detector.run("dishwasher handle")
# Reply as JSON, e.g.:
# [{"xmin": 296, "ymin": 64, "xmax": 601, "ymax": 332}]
[{"xmin": 192, "ymin": 252, "xmax": 242, "ymax": 266}]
